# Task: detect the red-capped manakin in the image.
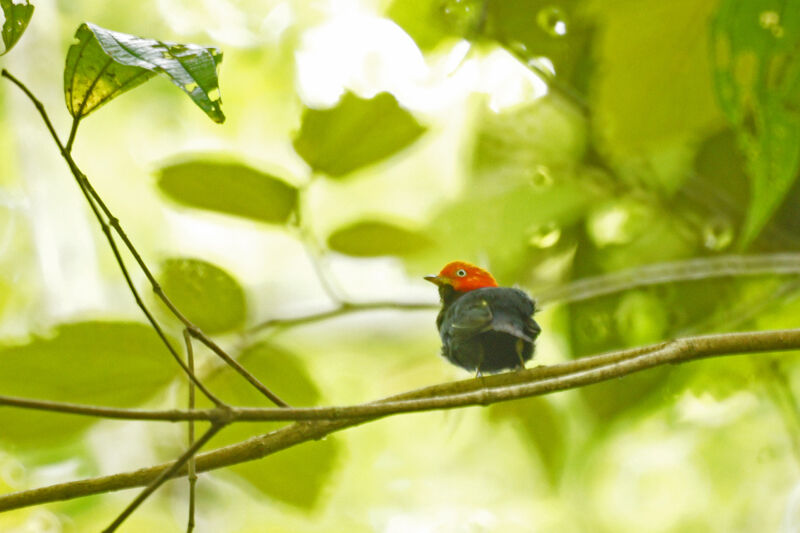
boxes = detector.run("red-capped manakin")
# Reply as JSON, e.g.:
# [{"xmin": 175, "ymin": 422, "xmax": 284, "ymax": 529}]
[{"xmin": 425, "ymin": 261, "xmax": 541, "ymax": 375}]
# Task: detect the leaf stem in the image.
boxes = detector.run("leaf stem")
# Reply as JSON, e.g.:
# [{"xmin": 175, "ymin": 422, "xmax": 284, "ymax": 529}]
[{"xmin": 65, "ymin": 115, "xmax": 81, "ymax": 153}]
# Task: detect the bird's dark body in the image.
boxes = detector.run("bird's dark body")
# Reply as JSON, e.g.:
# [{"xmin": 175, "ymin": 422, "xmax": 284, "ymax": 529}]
[{"xmin": 435, "ymin": 285, "xmax": 541, "ymax": 374}]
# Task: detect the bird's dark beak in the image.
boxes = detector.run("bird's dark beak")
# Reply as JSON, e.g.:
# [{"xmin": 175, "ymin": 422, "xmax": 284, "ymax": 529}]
[{"xmin": 424, "ymin": 274, "xmax": 447, "ymax": 286}]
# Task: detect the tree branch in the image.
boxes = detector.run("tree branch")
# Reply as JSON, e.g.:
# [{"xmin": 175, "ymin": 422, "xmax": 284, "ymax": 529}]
[
  {"xmin": 1, "ymin": 69, "xmax": 287, "ymax": 408},
  {"xmin": 2, "ymin": 327, "xmax": 800, "ymax": 512},
  {"xmin": 249, "ymin": 253, "xmax": 800, "ymax": 336},
  {"xmin": 535, "ymin": 253, "xmax": 800, "ymax": 305},
  {"xmin": 249, "ymin": 301, "xmax": 436, "ymax": 334},
  {"xmin": 102, "ymin": 423, "xmax": 223, "ymax": 533},
  {"xmin": 0, "ymin": 68, "xmax": 224, "ymax": 408}
]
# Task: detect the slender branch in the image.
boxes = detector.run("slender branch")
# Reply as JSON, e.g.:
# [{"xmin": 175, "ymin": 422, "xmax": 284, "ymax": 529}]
[
  {"xmin": 250, "ymin": 253, "xmax": 800, "ymax": 335},
  {"xmin": 0, "ymin": 68, "xmax": 223, "ymax": 407},
  {"xmin": 535, "ymin": 253, "xmax": 800, "ymax": 306},
  {"xmin": 249, "ymin": 301, "xmax": 436, "ymax": 334},
  {"xmin": 102, "ymin": 423, "xmax": 223, "ymax": 533},
  {"xmin": 1, "ymin": 69, "xmax": 286, "ymax": 408},
  {"xmin": 3, "ymin": 327, "xmax": 800, "ymax": 512},
  {"xmin": 184, "ymin": 330, "xmax": 198, "ymax": 533},
  {"xmin": 0, "ymin": 395, "xmax": 221, "ymax": 421}
]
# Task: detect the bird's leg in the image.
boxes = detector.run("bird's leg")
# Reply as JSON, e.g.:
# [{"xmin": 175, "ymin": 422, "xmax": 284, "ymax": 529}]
[{"xmin": 515, "ymin": 338, "xmax": 526, "ymax": 369}]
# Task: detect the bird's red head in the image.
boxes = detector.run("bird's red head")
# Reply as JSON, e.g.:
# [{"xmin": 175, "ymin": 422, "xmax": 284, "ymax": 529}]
[{"xmin": 424, "ymin": 261, "xmax": 498, "ymax": 292}]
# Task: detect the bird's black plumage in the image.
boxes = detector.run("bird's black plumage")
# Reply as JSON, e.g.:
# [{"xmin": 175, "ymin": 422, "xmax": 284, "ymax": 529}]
[{"xmin": 435, "ymin": 285, "xmax": 541, "ymax": 374}]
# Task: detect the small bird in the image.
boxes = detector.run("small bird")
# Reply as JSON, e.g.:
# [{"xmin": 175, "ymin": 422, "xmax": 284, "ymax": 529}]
[{"xmin": 425, "ymin": 261, "xmax": 541, "ymax": 375}]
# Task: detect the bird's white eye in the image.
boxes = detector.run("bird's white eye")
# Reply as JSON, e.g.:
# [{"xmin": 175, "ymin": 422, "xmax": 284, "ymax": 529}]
[{"xmin": 456, "ymin": 269, "xmax": 467, "ymax": 277}]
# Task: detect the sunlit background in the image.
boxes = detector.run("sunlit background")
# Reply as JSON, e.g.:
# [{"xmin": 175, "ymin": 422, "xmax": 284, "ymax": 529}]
[{"xmin": 2, "ymin": 0, "xmax": 800, "ymax": 531}]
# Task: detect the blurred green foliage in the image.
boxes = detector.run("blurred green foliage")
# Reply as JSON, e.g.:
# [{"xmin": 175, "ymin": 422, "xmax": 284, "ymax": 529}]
[
  {"xmin": 157, "ymin": 159, "xmax": 298, "ymax": 224},
  {"xmin": 156, "ymin": 257, "xmax": 246, "ymax": 334},
  {"xmin": 293, "ymin": 91, "xmax": 427, "ymax": 177},
  {"xmin": 0, "ymin": 322, "xmax": 177, "ymax": 449},
  {"xmin": 1, "ymin": 0, "xmax": 800, "ymax": 531},
  {"xmin": 327, "ymin": 219, "xmax": 431, "ymax": 257}
]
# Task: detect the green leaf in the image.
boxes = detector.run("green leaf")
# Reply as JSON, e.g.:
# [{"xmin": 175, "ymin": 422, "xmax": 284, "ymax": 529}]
[
  {"xmin": 64, "ymin": 22, "xmax": 224, "ymax": 123},
  {"xmin": 157, "ymin": 258, "xmax": 246, "ymax": 334},
  {"xmin": 157, "ymin": 159, "xmax": 298, "ymax": 224},
  {"xmin": 0, "ymin": 322, "xmax": 178, "ymax": 448},
  {"xmin": 293, "ymin": 92, "xmax": 426, "ymax": 177},
  {"xmin": 711, "ymin": 0, "xmax": 800, "ymax": 246},
  {"xmin": 198, "ymin": 342, "xmax": 340, "ymax": 509},
  {"xmin": 0, "ymin": 0, "xmax": 34, "ymax": 56},
  {"xmin": 327, "ymin": 220, "xmax": 432, "ymax": 257},
  {"xmin": 488, "ymin": 397, "xmax": 566, "ymax": 487}
]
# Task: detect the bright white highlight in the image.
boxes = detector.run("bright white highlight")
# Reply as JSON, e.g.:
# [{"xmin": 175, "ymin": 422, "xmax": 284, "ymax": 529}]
[{"xmin": 295, "ymin": 14, "xmax": 549, "ymax": 113}]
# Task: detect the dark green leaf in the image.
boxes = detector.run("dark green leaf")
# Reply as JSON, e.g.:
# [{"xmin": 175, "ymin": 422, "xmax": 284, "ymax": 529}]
[
  {"xmin": 488, "ymin": 397, "xmax": 566, "ymax": 487},
  {"xmin": 0, "ymin": 0, "xmax": 34, "ymax": 56},
  {"xmin": 157, "ymin": 160, "xmax": 298, "ymax": 224},
  {"xmin": 0, "ymin": 322, "xmax": 178, "ymax": 448},
  {"xmin": 64, "ymin": 22, "xmax": 224, "ymax": 122},
  {"xmin": 327, "ymin": 220, "xmax": 432, "ymax": 257},
  {"xmin": 158, "ymin": 258, "xmax": 246, "ymax": 334},
  {"xmin": 198, "ymin": 342, "xmax": 339, "ymax": 509},
  {"xmin": 293, "ymin": 92, "xmax": 426, "ymax": 177},
  {"xmin": 712, "ymin": 0, "xmax": 800, "ymax": 245}
]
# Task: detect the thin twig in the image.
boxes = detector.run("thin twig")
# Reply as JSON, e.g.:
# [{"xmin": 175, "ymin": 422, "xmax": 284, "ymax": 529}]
[
  {"xmin": 535, "ymin": 253, "xmax": 800, "ymax": 305},
  {"xmin": 70, "ymin": 134, "xmax": 287, "ymax": 407},
  {"xmin": 0, "ymin": 69, "xmax": 224, "ymax": 407},
  {"xmin": 1, "ymin": 69, "xmax": 286, "ymax": 408},
  {"xmin": 3, "ymin": 327, "xmax": 800, "ymax": 512},
  {"xmin": 249, "ymin": 301, "xmax": 436, "ymax": 334},
  {"xmin": 184, "ymin": 329, "xmax": 198, "ymax": 533},
  {"xmin": 102, "ymin": 423, "xmax": 223, "ymax": 533},
  {"xmin": 250, "ymin": 254, "xmax": 800, "ymax": 335},
  {"xmin": 0, "ymin": 395, "xmax": 221, "ymax": 421}
]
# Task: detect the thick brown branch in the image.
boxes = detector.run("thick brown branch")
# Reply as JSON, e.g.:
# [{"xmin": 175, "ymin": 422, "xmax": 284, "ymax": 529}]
[{"xmin": 2, "ymin": 328, "xmax": 800, "ymax": 512}]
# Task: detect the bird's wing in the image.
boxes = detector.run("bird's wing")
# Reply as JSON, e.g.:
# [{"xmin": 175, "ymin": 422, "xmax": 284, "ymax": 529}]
[
  {"xmin": 447, "ymin": 296, "xmax": 494, "ymax": 337},
  {"xmin": 481, "ymin": 287, "xmax": 540, "ymax": 342},
  {"xmin": 524, "ymin": 315, "xmax": 542, "ymax": 340}
]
